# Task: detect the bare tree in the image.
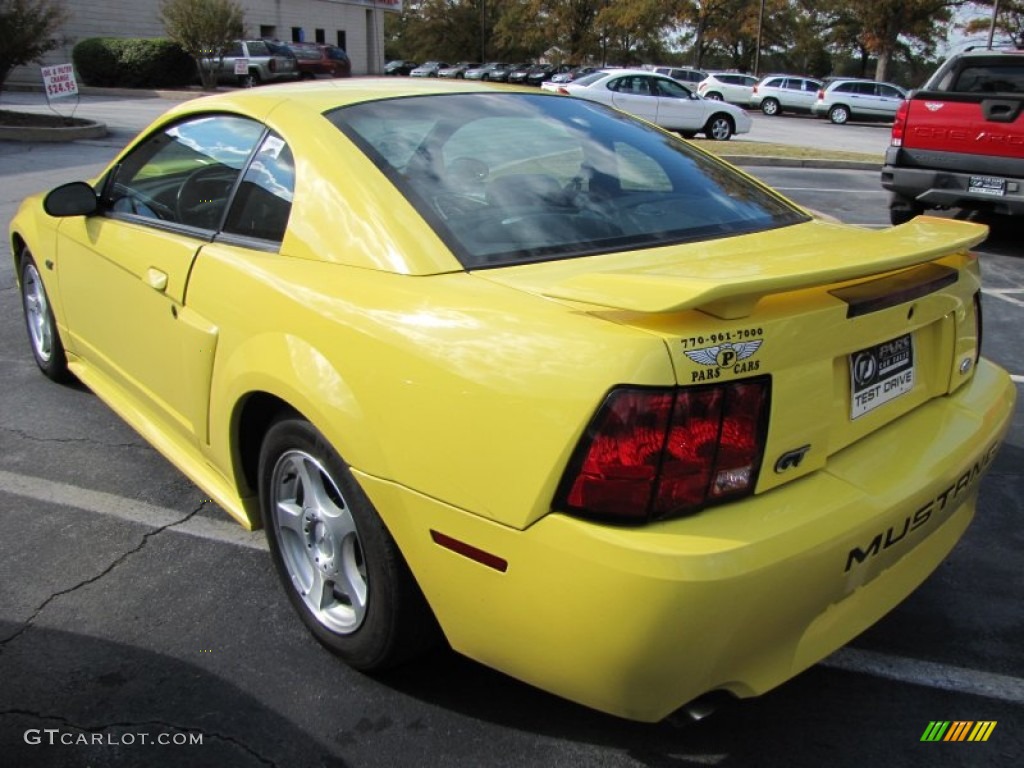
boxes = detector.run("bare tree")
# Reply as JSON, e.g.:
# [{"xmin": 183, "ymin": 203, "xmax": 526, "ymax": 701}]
[{"xmin": 159, "ymin": 0, "xmax": 244, "ymax": 90}]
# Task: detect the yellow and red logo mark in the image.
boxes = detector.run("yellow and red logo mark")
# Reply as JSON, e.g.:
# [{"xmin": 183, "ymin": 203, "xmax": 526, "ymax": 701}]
[{"xmin": 921, "ymin": 721, "xmax": 997, "ymax": 742}]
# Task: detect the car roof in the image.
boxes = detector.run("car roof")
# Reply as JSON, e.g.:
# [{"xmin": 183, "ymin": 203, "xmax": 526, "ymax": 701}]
[{"xmin": 158, "ymin": 79, "xmax": 531, "ymax": 124}]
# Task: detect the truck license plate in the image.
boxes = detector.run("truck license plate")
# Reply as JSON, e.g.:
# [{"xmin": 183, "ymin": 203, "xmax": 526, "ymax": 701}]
[{"xmin": 969, "ymin": 175, "xmax": 1006, "ymax": 196}]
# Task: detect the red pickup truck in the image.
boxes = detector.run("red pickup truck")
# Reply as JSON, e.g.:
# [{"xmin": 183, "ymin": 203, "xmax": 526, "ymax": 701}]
[{"xmin": 881, "ymin": 48, "xmax": 1024, "ymax": 225}]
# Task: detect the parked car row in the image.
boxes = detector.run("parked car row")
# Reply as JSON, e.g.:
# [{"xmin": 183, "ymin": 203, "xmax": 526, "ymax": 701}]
[
  {"xmin": 645, "ymin": 66, "xmax": 905, "ymax": 124},
  {"xmin": 206, "ymin": 39, "xmax": 350, "ymax": 87}
]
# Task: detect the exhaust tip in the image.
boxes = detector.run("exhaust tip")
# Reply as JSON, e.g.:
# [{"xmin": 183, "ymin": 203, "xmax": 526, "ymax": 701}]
[{"xmin": 666, "ymin": 691, "xmax": 735, "ymax": 726}]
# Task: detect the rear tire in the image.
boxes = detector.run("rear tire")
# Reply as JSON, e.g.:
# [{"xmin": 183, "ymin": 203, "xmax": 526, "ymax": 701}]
[
  {"xmin": 19, "ymin": 250, "xmax": 70, "ymax": 383},
  {"xmin": 889, "ymin": 194, "xmax": 924, "ymax": 225},
  {"xmin": 829, "ymin": 105, "xmax": 850, "ymax": 124},
  {"xmin": 259, "ymin": 417, "xmax": 440, "ymax": 670}
]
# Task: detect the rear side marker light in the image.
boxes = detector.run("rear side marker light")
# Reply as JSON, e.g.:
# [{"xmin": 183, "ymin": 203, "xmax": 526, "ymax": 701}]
[
  {"xmin": 556, "ymin": 377, "xmax": 771, "ymax": 524},
  {"xmin": 430, "ymin": 530, "xmax": 508, "ymax": 572}
]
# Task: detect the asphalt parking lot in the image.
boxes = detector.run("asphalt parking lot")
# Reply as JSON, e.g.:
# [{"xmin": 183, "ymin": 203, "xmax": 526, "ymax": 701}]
[{"xmin": 1, "ymin": 90, "xmax": 1022, "ymax": 767}]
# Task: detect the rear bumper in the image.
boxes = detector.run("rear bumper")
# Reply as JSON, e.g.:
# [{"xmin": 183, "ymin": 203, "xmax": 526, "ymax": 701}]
[
  {"xmin": 882, "ymin": 148, "xmax": 1024, "ymax": 216},
  {"xmin": 359, "ymin": 359, "xmax": 1015, "ymax": 722}
]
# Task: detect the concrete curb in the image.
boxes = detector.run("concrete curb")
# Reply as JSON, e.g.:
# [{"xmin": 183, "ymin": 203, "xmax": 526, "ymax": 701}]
[
  {"xmin": 722, "ymin": 155, "xmax": 881, "ymax": 171},
  {"xmin": 0, "ymin": 120, "xmax": 108, "ymax": 142}
]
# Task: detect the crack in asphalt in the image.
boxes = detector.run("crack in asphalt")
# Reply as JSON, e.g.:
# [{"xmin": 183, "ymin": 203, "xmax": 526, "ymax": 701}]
[
  {"xmin": 0, "ymin": 425, "xmax": 139, "ymax": 450},
  {"xmin": 0, "ymin": 708, "xmax": 282, "ymax": 767},
  {"xmin": 0, "ymin": 501, "xmax": 210, "ymax": 649}
]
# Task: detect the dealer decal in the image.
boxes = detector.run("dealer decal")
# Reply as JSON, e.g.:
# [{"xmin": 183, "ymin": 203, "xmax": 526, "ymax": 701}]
[{"xmin": 682, "ymin": 331, "xmax": 763, "ymax": 383}]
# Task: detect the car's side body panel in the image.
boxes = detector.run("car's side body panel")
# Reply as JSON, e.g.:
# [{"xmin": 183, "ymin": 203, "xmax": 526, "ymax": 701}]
[{"xmin": 8, "ymin": 81, "xmax": 1015, "ymax": 722}]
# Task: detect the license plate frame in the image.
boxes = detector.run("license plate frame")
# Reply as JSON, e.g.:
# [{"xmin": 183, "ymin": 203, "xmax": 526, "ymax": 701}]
[
  {"xmin": 969, "ymin": 175, "xmax": 1006, "ymax": 197},
  {"xmin": 849, "ymin": 333, "xmax": 915, "ymax": 419}
]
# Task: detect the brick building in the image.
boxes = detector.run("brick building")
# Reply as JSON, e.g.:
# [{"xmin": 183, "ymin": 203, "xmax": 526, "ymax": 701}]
[{"xmin": 9, "ymin": 0, "xmax": 402, "ymax": 87}]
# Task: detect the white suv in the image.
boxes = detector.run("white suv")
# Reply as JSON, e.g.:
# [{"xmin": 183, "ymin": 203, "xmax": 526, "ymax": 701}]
[
  {"xmin": 812, "ymin": 78, "xmax": 907, "ymax": 124},
  {"xmin": 697, "ymin": 73, "xmax": 760, "ymax": 106},
  {"xmin": 750, "ymin": 75, "xmax": 823, "ymax": 116}
]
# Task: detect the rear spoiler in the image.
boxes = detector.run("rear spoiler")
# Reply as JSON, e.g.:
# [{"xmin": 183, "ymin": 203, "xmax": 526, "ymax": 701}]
[{"xmin": 543, "ymin": 217, "xmax": 987, "ymax": 319}]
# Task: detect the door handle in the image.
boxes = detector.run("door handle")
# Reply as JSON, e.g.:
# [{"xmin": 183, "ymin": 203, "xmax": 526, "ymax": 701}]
[{"xmin": 146, "ymin": 268, "xmax": 168, "ymax": 292}]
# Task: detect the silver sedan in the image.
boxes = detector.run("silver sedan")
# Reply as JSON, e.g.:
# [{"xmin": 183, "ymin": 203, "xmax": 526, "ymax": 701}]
[{"xmin": 562, "ymin": 69, "xmax": 752, "ymax": 140}]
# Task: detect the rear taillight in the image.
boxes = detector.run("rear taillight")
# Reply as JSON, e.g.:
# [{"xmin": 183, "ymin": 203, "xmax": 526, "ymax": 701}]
[
  {"xmin": 891, "ymin": 99, "xmax": 909, "ymax": 147},
  {"xmin": 817, "ymin": 89, "xmax": 824, "ymax": 99},
  {"xmin": 557, "ymin": 86, "xmax": 569, "ymax": 95},
  {"xmin": 556, "ymin": 378, "xmax": 770, "ymax": 523}
]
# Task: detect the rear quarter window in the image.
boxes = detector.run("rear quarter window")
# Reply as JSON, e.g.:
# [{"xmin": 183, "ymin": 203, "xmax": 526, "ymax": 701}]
[{"xmin": 954, "ymin": 64, "xmax": 1024, "ymax": 93}]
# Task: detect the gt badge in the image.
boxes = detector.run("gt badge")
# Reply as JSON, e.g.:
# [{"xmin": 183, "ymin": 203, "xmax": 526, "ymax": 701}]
[
  {"xmin": 775, "ymin": 445, "xmax": 811, "ymax": 473},
  {"xmin": 684, "ymin": 341, "xmax": 763, "ymax": 382}
]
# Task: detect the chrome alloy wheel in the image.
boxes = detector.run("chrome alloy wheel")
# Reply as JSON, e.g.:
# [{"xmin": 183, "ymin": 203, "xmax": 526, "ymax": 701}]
[
  {"xmin": 271, "ymin": 449, "xmax": 368, "ymax": 634},
  {"xmin": 22, "ymin": 262, "xmax": 54, "ymax": 364}
]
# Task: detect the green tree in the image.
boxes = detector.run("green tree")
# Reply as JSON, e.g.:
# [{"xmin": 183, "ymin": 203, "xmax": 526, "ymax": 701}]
[
  {"xmin": 159, "ymin": 0, "xmax": 244, "ymax": 90},
  {"xmin": 962, "ymin": 0, "xmax": 1024, "ymax": 48},
  {"xmin": 823, "ymin": 0, "xmax": 961, "ymax": 81},
  {"xmin": 0, "ymin": 0, "xmax": 68, "ymax": 91}
]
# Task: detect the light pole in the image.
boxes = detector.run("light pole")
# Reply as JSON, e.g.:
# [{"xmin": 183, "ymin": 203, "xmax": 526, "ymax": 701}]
[{"xmin": 754, "ymin": 0, "xmax": 765, "ymax": 77}]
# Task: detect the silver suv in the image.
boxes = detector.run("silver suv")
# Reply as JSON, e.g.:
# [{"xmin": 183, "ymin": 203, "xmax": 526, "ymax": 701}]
[
  {"xmin": 210, "ymin": 40, "xmax": 299, "ymax": 87},
  {"xmin": 651, "ymin": 66, "xmax": 707, "ymax": 85},
  {"xmin": 812, "ymin": 78, "xmax": 906, "ymax": 124},
  {"xmin": 697, "ymin": 73, "xmax": 760, "ymax": 105},
  {"xmin": 750, "ymin": 75, "xmax": 823, "ymax": 116}
]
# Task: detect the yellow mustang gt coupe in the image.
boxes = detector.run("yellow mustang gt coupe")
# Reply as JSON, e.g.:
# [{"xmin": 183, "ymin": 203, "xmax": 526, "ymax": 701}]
[{"xmin": 10, "ymin": 80, "xmax": 1015, "ymax": 722}]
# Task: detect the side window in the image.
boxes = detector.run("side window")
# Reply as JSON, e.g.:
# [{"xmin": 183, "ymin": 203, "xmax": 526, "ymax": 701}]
[
  {"xmin": 654, "ymin": 77, "xmax": 691, "ymax": 99},
  {"xmin": 105, "ymin": 115, "xmax": 265, "ymax": 230},
  {"xmin": 614, "ymin": 142, "xmax": 671, "ymax": 192},
  {"xmin": 223, "ymin": 133, "xmax": 296, "ymax": 243},
  {"xmin": 805, "ymin": 80, "xmax": 820, "ymax": 92},
  {"xmin": 879, "ymin": 85, "xmax": 903, "ymax": 99},
  {"xmin": 834, "ymin": 83, "xmax": 854, "ymax": 94}
]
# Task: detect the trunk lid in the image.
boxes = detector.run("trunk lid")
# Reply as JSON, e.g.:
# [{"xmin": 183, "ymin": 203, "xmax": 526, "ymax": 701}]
[{"xmin": 475, "ymin": 217, "xmax": 986, "ymax": 493}]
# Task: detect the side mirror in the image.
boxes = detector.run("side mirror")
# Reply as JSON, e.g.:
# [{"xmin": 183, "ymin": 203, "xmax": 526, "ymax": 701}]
[{"xmin": 43, "ymin": 181, "xmax": 98, "ymax": 217}]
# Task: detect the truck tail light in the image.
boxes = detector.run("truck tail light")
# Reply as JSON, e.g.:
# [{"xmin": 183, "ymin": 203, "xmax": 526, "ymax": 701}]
[
  {"xmin": 891, "ymin": 99, "xmax": 909, "ymax": 147},
  {"xmin": 556, "ymin": 378, "xmax": 770, "ymax": 523}
]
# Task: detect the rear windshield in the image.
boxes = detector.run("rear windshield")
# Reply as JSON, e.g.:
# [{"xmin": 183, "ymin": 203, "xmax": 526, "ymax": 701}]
[
  {"xmin": 326, "ymin": 93, "xmax": 807, "ymax": 269},
  {"xmin": 954, "ymin": 64, "xmax": 1024, "ymax": 93}
]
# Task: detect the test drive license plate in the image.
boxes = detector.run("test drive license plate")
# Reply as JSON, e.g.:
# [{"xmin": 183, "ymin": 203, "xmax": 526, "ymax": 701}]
[{"xmin": 849, "ymin": 334, "xmax": 915, "ymax": 419}]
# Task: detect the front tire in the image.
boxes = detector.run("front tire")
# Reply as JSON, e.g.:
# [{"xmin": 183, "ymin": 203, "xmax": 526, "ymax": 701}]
[
  {"xmin": 829, "ymin": 105, "xmax": 850, "ymax": 124},
  {"xmin": 19, "ymin": 250, "xmax": 70, "ymax": 382},
  {"xmin": 761, "ymin": 98, "xmax": 780, "ymax": 116},
  {"xmin": 259, "ymin": 417, "xmax": 439, "ymax": 670},
  {"xmin": 704, "ymin": 115, "xmax": 735, "ymax": 141}
]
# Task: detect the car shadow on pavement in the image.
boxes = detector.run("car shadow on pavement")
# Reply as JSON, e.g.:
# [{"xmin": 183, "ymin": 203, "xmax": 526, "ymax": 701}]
[{"xmin": 0, "ymin": 622, "xmax": 346, "ymax": 768}]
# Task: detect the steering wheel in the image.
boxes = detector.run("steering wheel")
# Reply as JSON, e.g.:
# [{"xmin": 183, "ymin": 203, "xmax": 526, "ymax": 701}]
[{"xmin": 175, "ymin": 165, "xmax": 233, "ymax": 227}]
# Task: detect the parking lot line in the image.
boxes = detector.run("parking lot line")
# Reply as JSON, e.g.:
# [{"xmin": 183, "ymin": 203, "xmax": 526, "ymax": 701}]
[
  {"xmin": 0, "ymin": 469, "xmax": 266, "ymax": 551},
  {"xmin": 822, "ymin": 647, "xmax": 1024, "ymax": 704},
  {"xmin": 3, "ymin": 469, "xmax": 1023, "ymax": 704}
]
